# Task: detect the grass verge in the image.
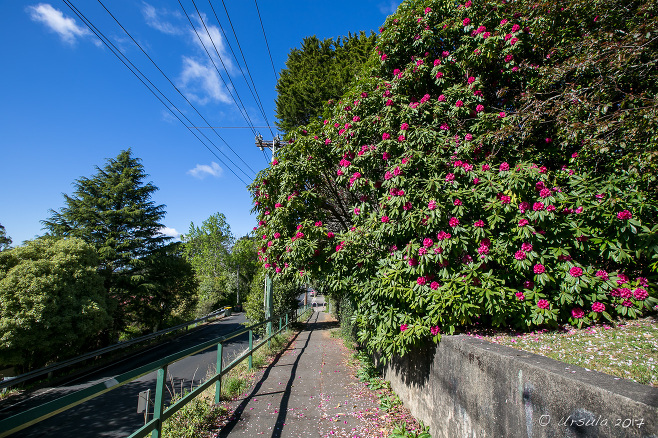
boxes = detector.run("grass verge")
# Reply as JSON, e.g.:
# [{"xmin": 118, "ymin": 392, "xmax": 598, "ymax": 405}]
[{"xmin": 469, "ymin": 316, "xmax": 658, "ymax": 386}]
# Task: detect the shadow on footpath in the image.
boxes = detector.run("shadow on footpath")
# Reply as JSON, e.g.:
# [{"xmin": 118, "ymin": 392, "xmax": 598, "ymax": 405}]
[{"xmin": 218, "ymin": 311, "xmax": 337, "ymax": 437}]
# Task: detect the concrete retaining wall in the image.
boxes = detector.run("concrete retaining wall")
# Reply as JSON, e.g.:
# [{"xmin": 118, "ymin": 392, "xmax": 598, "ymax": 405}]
[{"xmin": 381, "ymin": 335, "xmax": 658, "ymax": 438}]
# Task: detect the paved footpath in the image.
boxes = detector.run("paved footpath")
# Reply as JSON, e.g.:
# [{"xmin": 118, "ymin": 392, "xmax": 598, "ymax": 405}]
[{"xmin": 217, "ymin": 310, "xmax": 386, "ymax": 438}]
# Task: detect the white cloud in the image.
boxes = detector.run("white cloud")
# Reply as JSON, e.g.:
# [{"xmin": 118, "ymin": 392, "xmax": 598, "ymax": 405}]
[
  {"xmin": 179, "ymin": 57, "xmax": 232, "ymax": 105},
  {"xmin": 142, "ymin": 2, "xmax": 184, "ymax": 35},
  {"xmin": 158, "ymin": 227, "xmax": 181, "ymax": 239},
  {"xmin": 187, "ymin": 162, "xmax": 223, "ymax": 179},
  {"xmin": 378, "ymin": 1, "xmax": 400, "ymax": 15},
  {"xmin": 27, "ymin": 3, "xmax": 92, "ymax": 44},
  {"xmin": 191, "ymin": 15, "xmax": 235, "ymax": 74}
]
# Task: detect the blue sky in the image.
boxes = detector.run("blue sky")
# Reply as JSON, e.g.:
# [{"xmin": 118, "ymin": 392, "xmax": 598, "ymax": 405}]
[{"xmin": 1, "ymin": 0, "xmax": 400, "ymax": 245}]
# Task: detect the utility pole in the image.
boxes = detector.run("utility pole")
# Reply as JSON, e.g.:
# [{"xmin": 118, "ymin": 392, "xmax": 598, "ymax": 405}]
[{"xmin": 255, "ymin": 134, "xmax": 281, "ymax": 337}]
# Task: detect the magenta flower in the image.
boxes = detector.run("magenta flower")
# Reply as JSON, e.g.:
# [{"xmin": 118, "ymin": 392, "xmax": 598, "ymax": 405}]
[
  {"xmin": 533, "ymin": 264, "xmax": 545, "ymax": 274},
  {"xmin": 521, "ymin": 242, "xmax": 533, "ymax": 252},
  {"xmin": 515, "ymin": 292, "xmax": 525, "ymax": 301},
  {"xmin": 386, "ymin": 99, "xmax": 393, "ymax": 106},
  {"xmin": 449, "ymin": 217, "xmax": 460, "ymax": 227},
  {"xmin": 617, "ymin": 210, "xmax": 632, "ymax": 220},
  {"xmin": 514, "ymin": 251, "xmax": 526, "ymax": 260},
  {"xmin": 633, "ymin": 288, "xmax": 649, "ymax": 300},
  {"xmin": 353, "ymin": 207, "xmax": 360, "ymax": 215},
  {"xmin": 445, "ymin": 173, "xmax": 455, "ymax": 182},
  {"xmin": 523, "ymin": 280, "xmax": 534, "ymax": 289},
  {"xmin": 622, "ymin": 300, "xmax": 633, "ymax": 307},
  {"xmin": 382, "ymin": 132, "xmax": 391, "ymax": 140},
  {"xmin": 325, "ymin": 138, "xmax": 331, "ymax": 145},
  {"xmin": 400, "ymin": 324, "xmax": 408, "ymax": 332},
  {"xmin": 430, "ymin": 325, "xmax": 440, "ymax": 335},
  {"xmin": 417, "ymin": 276, "xmax": 427, "ymax": 286},
  {"xmin": 569, "ymin": 267, "xmax": 584, "ymax": 277},
  {"xmin": 595, "ymin": 270, "xmax": 608, "ymax": 281},
  {"xmin": 273, "ymin": 232, "xmax": 280, "ymax": 239},
  {"xmin": 571, "ymin": 308, "xmax": 585, "ymax": 319},
  {"xmin": 428, "ymin": 200, "xmax": 437, "ymax": 210},
  {"xmin": 381, "ymin": 216, "xmax": 389, "ymax": 223},
  {"xmin": 423, "ymin": 238, "xmax": 433, "ymax": 248},
  {"xmin": 537, "ymin": 299, "xmax": 550, "ymax": 309},
  {"xmin": 383, "ymin": 152, "xmax": 390, "ymax": 160},
  {"xmin": 539, "ymin": 188, "xmax": 551, "ymax": 198},
  {"xmin": 476, "ymin": 104, "xmax": 484, "ymax": 112},
  {"xmin": 500, "ymin": 195, "xmax": 511, "ymax": 204},
  {"xmin": 518, "ymin": 219, "xmax": 529, "ymax": 227},
  {"xmin": 454, "ymin": 199, "xmax": 462, "ymax": 206},
  {"xmin": 437, "ymin": 231, "xmax": 452, "ymax": 240},
  {"xmin": 400, "ymin": 123, "xmax": 409, "ymax": 131},
  {"xmin": 533, "ymin": 202, "xmax": 545, "ymax": 211},
  {"xmin": 314, "ymin": 221, "xmax": 322, "ymax": 227},
  {"xmin": 455, "ymin": 100, "xmax": 464, "ymax": 107},
  {"xmin": 591, "ymin": 302, "xmax": 605, "ymax": 313},
  {"xmin": 398, "ymin": 135, "xmax": 406, "ymax": 142},
  {"xmin": 430, "ymin": 282, "xmax": 440, "ymax": 291},
  {"xmin": 463, "ymin": 17, "xmax": 471, "ymax": 26},
  {"xmin": 499, "ymin": 162, "xmax": 510, "ymax": 171},
  {"xmin": 498, "ymin": 111, "xmax": 506, "ymax": 118},
  {"xmin": 408, "ymin": 257, "xmax": 418, "ymax": 267},
  {"xmin": 436, "ymin": 72, "xmax": 444, "ymax": 78},
  {"xmin": 474, "ymin": 220, "xmax": 485, "ymax": 227}
]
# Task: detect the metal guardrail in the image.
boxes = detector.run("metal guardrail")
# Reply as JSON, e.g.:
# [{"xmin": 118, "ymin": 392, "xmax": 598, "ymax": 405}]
[
  {"xmin": 0, "ymin": 305, "xmax": 312, "ymax": 438},
  {"xmin": 0, "ymin": 309, "xmax": 227, "ymax": 391}
]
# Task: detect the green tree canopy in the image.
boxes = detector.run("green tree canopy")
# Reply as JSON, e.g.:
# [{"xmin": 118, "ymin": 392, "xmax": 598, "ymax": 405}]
[
  {"xmin": 42, "ymin": 149, "xmax": 170, "ymax": 335},
  {"xmin": 0, "ymin": 237, "xmax": 111, "ymax": 370},
  {"xmin": 275, "ymin": 32, "xmax": 377, "ymax": 133},
  {"xmin": 182, "ymin": 213, "xmax": 235, "ymax": 314}
]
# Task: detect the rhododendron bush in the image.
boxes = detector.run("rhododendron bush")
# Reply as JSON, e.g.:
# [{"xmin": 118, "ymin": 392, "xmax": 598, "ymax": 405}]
[{"xmin": 250, "ymin": 0, "xmax": 658, "ymax": 358}]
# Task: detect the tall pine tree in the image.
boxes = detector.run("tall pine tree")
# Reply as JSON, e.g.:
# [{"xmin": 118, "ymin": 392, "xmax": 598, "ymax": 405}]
[{"xmin": 42, "ymin": 149, "xmax": 170, "ymax": 337}]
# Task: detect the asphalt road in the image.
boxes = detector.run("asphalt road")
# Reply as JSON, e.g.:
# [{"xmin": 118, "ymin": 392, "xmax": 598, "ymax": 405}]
[{"xmin": 1, "ymin": 312, "xmax": 253, "ymax": 438}]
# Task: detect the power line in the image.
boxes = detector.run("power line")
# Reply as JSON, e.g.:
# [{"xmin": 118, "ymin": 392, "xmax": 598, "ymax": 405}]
[
  {"xmin": 254, "ymin": 0, "xmax": 278, "ymax": 84},
  {"xmin": 177, "ymin": 0, "xmax": 258, "ymax": 136},
  {"xmin": 204, "ymin": 0, "xmax": 269, "ymax": 137},
  {"xmin": 215, "ymin": 0, "xmax": 276, "ymax": 139},
  {"xmin": 64, "ymin": 0, "xmax": 251, "ymax": 185},
  {"xmin": 94, "ymin": 0, "xmax": 258, "ymax": 177}
]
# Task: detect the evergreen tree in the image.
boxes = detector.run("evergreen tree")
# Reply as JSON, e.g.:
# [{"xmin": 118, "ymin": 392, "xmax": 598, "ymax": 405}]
[
  {"xmin": 0, "ymin": 223, "xmax": 11, "ymax": 251},
  {"xmin": 42, "ymin": 149, "xmax": 169, "ymax": 336},
  {"xmin": 275, "ymin": 32, "xmax": 376, "ymax": 133}
]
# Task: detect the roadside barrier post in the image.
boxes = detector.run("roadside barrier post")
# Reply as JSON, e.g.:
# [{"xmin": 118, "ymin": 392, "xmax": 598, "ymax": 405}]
[
  {"xmin": 248, "ymin": 330, "xmax": 253, "ymax": 370},
  {"xmin": 152, "ymin": 365, "xmax": 168, "ymax": 438},
  {"xmin": 215, "ymin": 343, "xmax": 223, "ymax": 404}
]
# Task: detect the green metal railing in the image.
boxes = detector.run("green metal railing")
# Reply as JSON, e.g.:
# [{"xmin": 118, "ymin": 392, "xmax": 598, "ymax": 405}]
[{"xmin": 0, "ymin": 305, "xmax": 312, "ymax": 438}]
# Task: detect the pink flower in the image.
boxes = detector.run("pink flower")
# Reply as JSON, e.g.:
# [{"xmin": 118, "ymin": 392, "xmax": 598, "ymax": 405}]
[
  {"xmin": 437, "ymin": 231, "xmax": 452, "ymax": 240},
  {"xmin": 436, "ymin": 72, "xmax": 444, "ymax": 78},
  {"xmin": 382, "ymin": 152, "xmax": 390, "ymax": 161},
  {"xmin": 569, "ymin": 267, "xmax": 584, "ymax": 277},
  {"xmin": 408, "ymin": 257, "xmax": 418, "ymax": 267},
  {"xmin": 591, "ymin": 302, "xmax": 605, "ymax": 313},
  {"xmin": 315, "ymin": 221, "xmax": 322, "ymax": 227},
  {"xmin": 622, "ymin": 300, "xmax": 634, "ymax": 307},
  {"xmin": 455, "ymin": 100, "xmax": 464, "ymax": 107},
  {"xmin": 398, "ymin": 135, "xmax": 406, "ymax": 142},
  {"xmin": 463, "ymin": 18, "xmax": 471, "ymax": 26},
  {"xmin": 423, "ymin": 238, "xmax": 433, "ymax": 248},
  {"xmin": 327, "ymin": 232, "xmax": 335, "ymax": 238},
  {"xmin": 537, "ymin": 299, "xmax": 550, "ymax": 309},
  {"xmin": 633, "ymin": 288, "xmax": 648, "ymax": 300},
  {"xmin": 523, "ymin": 280, "xmax": 534, "ymax": 289},
  {"xmin": 476, "ymin": 104, "xmax": 484, "ymax": 112},
  {"xmin": 533, "ymin": 202, "xmax": 545, "ymax": 211},
  {"xmin": 499, "ymin": 162, "xmax": 510, "ymax": 171},
  {"xmin": 474, "ymin": 220, "xmax": 485, "ymax": 227},
  {"xmin": 514, "ymin": 251, "xmax": 526, "ymax": 260},
  {"xmin": 515, "ymin": 292, "xmax": 525, "ymax": 301},
  {"xmin": 498, "ymin": 111, "xmax": 506, "ymax": 118},
  {"xmin": 449, "ymin": 217, "xmax": 460, "ymax": 227},
  {"xmin": 353, "ymin": 207, "xmax": 360, "ymax": 215},
  {"xmin": 428, "ymin": 200, "xmax": 437, "ymax": 210},
  {"xmin": 430, "ymin": 325, "xmax": 441, "ymax": 335},
  {"xmin": 467, "ymin": 76, "xmax": 475, "ymax": 84},
  {"xmin": 533, "ymin": 264, "xmax": 545, "ymax": 274},
  {"xmin": 382, "ymin": 132, "xmax": 391, "ymax": 140},
  {"xmin": 400, "ymin": 324, "xmax": 408, "ymax": 332},
  {"xmin": 595, "ymin": 270, "xmax": 608, "ymax": 281},
  {"xmin": 386, "ymin": 99, "xmax": 393, "ymax": 106},
  {"xmin": 617, "ymin": 210, "xmax": 632, "ymax": 220},
  {"xmin": 454, "ymin": 199, "xmax": 462, "ymax": 206},
  {"xmin": 430, "ymin": 282, "xmax": 440, "ymax": 290},
  {"xmin": 521, "ymin": 242, "xmax": 533, "ymax": 252},
  {"xmin": 325, "ymin": 138, "xmax": 331, "ymax": 145},
  {"xmin": 445, "ymin": 173, "xmax": 455, "ymax": 182},
  {"xmin": 505, "ymin": 54, "xmax": 514, "ymax": 62},
  {"xmin": 500, "ymin": 195, "xmax": 511, "ymax": 204},
  {"xmin": 417, "ymin": 276, "xmax": 427, "ymax": 286},
  {"xmin": 381, "ymin": 216, "xmax": 389, "ymax": 223},
  {"xmin": 518, "ymin": 219, "xmax": 529, "ymax": 227},
  {"xmin": 465, "ymin": 133, "xmax": 473, "ymax": 141},
  {"xmin": 400, "ymin": 123, "xmax": 409, "ymax": 131},
  {"xmin": 539, "ymin": 188, "xmax": 551, "ymax": 198},
  {"xmin": 571, "ymin": 308, "xmax": 585, "ymax": 319},
  {"xmin": 273, "ymin": 232, "xmax": 280, "ymax": 239}
]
